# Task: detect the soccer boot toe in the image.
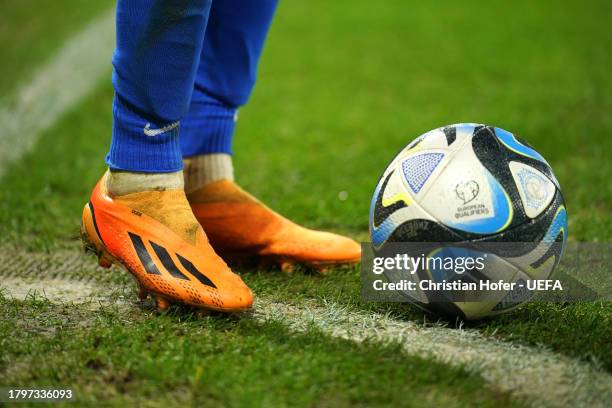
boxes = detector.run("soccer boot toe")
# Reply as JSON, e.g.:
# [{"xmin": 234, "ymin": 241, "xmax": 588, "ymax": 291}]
[{"xmin": 187, "ymin": 180, "xmax": 361, "ymax": 270}]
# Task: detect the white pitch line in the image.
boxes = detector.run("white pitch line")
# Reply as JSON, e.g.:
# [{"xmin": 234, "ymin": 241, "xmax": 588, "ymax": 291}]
[
  {"xmin": 0, "ymin": 8, "xmax": 115, "ymax": 178},
  {"xmin": 1, "ymin": 277, "xmax": 104, "ymax": 304},
  {"xmin": 1, "ymin": 267, "xmax": 609, "ymax": 408},
  {"xmin": 255, "ymin": 299, "xmax": 612, "ymax": 408}
]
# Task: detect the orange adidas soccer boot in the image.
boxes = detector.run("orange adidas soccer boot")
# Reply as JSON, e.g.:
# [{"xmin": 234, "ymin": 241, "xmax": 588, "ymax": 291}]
[
  {"xmin": 186, "ymin": 180, "xmax": 361, "ymax": 272},
  {"xmin": 81, "ymin": 173, "xmax": 253, "ymax": 312}
]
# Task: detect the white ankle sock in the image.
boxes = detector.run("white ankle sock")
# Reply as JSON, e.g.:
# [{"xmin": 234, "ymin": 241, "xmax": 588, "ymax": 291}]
[
  {"xmin": 105, "ymin": 169, "xmax": 184, "ymax": 196},
  {"xmin": 183, "ymin": 153, "xmax": 234, "ymax": 193}
]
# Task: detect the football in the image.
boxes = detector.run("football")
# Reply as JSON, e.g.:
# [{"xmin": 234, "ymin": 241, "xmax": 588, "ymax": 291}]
[{"xmin": 369, "ymin": 124, "xmax": 568, "ymax": 319}]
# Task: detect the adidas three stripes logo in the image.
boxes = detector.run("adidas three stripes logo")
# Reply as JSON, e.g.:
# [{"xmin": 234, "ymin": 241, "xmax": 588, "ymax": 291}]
[{"xmin": 128, "ymin": 232, "xmax": 217, "ymax": 288}]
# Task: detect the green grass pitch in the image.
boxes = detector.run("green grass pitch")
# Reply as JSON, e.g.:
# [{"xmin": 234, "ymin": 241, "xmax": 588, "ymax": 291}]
[{"xmin": 0, "ymin": 0, "xmax": 610, "ymax": 406}]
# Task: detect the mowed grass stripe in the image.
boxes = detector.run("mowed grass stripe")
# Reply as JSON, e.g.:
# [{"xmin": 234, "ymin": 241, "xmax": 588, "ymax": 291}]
[
  {"xmin": 0, "ymin": 295, "xmax": 523, "ymax": 408},
  {"xmin": 0, "ymin": 8, "xmax": 114, "ymax": 178},
  {"xmin": 255, "ymin": 299, "xmax": 612, "ymax": 408},
  {"xmin": 0, "ymin": 0, "xmax": 113, "ymax": 98},
  {"xmin": 1, "ymin": 251, "xmax": 610, "ymax": 408},
  {"xmin": 244, "ymin": 265, "xmax": 612, "ymax": 372}
]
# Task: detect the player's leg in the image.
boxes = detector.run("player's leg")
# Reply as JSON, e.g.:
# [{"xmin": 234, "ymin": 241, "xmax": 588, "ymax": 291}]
[
  {"xmin": 82, "ymin": 0, "xmax": 252, "ymax": 311},
  {"xmin": 180, "ymin": 0, "xmax": 279, "ymax": 171},
  {"xmin": 180, "ymin": 0, "xmax": 361, "ymax": 271}
]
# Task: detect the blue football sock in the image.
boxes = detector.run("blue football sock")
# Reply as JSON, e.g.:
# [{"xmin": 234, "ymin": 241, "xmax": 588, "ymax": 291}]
[
  {"xmin": 107, "ymin": 0, "xmax": 212, "ymax": 173},
  {"xmin": 180, "ymin": 0, "xmax": 279, "ymax": 157}
]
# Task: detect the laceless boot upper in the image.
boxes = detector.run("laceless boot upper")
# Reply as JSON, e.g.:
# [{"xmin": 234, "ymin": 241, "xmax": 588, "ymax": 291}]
[
  {"xmin": 81, "ymin": 175, "xmax": 253, "ymax": 311},
  {"xmin": 187, "ymin": 180, "xmax": 361, "ymax": 267}
]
